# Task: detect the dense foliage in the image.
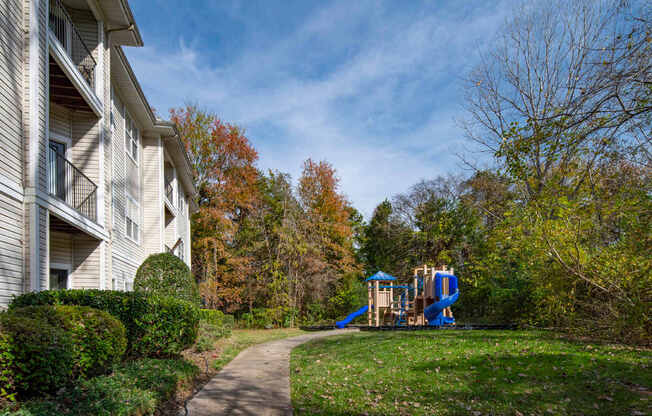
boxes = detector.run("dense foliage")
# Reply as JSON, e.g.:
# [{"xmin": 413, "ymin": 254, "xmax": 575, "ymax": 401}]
[
  {"xmin": 134, "ymin": 253, "xmax": 200, "ymax": 306},
  {"xmin": 195, "ymin": 309, "xmax": 235, "ymax": 350},
  {"xmin": 199, "ymin": 309, "xmax": 235, "ymax": 329},
  {"xmin": 1, "ymin": 358, "xmax": 199, "ymax": 416},
  {"xmin": 359, "ymin": 0, "xmax": 651, "ymax": 343},
  {"xmin": 172, "ymin": 105, "xmax": 361, "ymax": 325},
  {"xmin": 0, "ymin": 318, "xmax": 13, "ymax": 402},
  {"xmin": 0, "ymin": 305, "xmax": 126, "ymax": 397},
  {"xmin": 9, "ymin": 290, "xmax": 199, "ymax": 357}
]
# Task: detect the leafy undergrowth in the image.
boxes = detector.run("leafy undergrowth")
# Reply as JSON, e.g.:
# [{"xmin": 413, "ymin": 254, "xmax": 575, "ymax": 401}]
[
  {"xmin": 1, "ymin": 328, "xmax": 306, "ymax": 416},
  {"xmin": 291, "ymin": 330, "xmax": 651, "ymax": 416},
  {"xmin": 1, "ymin": 359, "xmax": 198, "ymax": 416}
]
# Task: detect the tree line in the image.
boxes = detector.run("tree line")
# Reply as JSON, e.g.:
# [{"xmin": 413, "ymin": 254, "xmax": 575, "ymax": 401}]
[
  {"xmin": 170, "ymin": 106, "xmax": 363, "ymax": 327},
  {"xmin": 362, "ymin": 0, "xmax": 650, "ymax": 342},
  {"xmin": 172, "ymin": 0, "xmax": 650, "ymax": 342}
]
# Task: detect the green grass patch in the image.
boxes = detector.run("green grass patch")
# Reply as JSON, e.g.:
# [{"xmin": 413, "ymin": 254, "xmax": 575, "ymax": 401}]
[
  {"xmin": 212, "ymin": 328, "xmax": 306, "ymax": 371},
  {"xmin": 291, "ymin": 330, "xmax": 651, "ymax": 415}
]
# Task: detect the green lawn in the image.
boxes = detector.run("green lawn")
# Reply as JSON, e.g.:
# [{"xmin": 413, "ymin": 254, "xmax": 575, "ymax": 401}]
[{"xmin": 291, "ymin": 330, "xmax": 651, "ymax": 416}]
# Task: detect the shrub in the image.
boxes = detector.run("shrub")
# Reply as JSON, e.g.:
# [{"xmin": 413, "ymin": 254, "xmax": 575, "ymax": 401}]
[
  {"xmin": 134, "ymin": 253, "xmax": 200, "ymax": 306},
  {"xmin": 9, "ymin": 290, "xmax": 200, "ymax": 358},
  {"xmin": 194, "ymin": 311, "xmax": 235, "ymax": 352},
  {"xmin": 238, "ymin": 307, "xmax": 296, "ymax": 329},
  {"xmin": 0, "ymin": 315, "xmax": 17, "ymax": 401},
  {"xmin": 3, "ymin": 358, "xmax": 199, "ymax": 416},
  {"xmin": 0, "ymin": 305, "xmax": 126, "ymax": 396},
  {"xmin": 15, "ymin": 306, "xmax": 126, "ymax": 379},
  {"xmin": 1, "ymin": 312, "xmax": 74, "ymax": 397},
  {"xmin": 133, "ymin": 295, "xmax": 200, "ymax": 357},
  {"xmin": 200, "ymin": 309, "xmax": 234, "ymax": 330}
]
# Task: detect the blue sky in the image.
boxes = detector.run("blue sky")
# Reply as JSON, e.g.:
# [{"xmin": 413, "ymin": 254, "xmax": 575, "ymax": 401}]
[{"xmin": 125, "ymin": 0, "xmax": 511, "ymax": 217}]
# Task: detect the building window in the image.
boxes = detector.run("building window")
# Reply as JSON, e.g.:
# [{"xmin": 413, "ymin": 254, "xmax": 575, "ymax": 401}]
[
  {"xmin": 125, "ymin": 111, "xmax": 139, "ymax": 164},
  {"xmin": 49, "ymin": 268, "xmax": 69, "ymax": 290},
  {"xmin": 126, "ymin": 194, "xmax": 140, "ymax": 243}
]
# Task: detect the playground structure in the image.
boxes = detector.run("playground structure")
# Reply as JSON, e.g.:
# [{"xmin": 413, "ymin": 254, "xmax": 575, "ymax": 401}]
[{"xmin": 336, "ymin": 265, "xmax": 459, "ymax": 328}]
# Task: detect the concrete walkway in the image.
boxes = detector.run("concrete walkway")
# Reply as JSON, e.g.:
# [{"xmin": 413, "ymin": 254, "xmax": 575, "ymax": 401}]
[{"xmin": 184, "ymin": 329, "xmax": 357, "ymax": 416}]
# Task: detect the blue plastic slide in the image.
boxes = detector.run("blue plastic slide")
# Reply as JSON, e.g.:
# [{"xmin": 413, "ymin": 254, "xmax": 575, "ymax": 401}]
[
  {"xmin": 424, "ymin": 272, "xmax": 460, "ymax": 326},
  {"xmin": 336, "ymin": 305, "xmax": 369, "ymax": 328},
  {"xmin": 424, "ymin": 290, "xmax": 459, "ymax": 326}
]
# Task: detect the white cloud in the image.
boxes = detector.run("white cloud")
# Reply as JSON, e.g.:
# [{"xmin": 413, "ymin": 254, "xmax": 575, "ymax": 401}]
[{"xmin": 126, "ymin": 0, "xmax": 510, "ymax": 217}]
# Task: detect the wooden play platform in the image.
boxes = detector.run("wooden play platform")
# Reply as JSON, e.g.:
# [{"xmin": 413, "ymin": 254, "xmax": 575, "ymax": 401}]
[{"xmin": 366, "ymin": 265, "xmax": 456, "ymax": 327}]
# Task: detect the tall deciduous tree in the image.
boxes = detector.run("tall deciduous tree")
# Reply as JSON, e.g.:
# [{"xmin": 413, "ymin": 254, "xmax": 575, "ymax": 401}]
[{"xmin": 170, "ymin": 105, "xmax": 259, "ymax": 311}]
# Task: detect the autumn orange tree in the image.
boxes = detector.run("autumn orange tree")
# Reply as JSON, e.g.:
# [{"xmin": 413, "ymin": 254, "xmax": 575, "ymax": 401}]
[
  {"xmin": 298, "ymin": 159, "xmax": 357, "ymax": 276},
  {"xmin": 171, "ymin": 106, "xmax": 362, "ymax": 322},
  {"xmin": 170, "ymin": 105, "xmax": 259, "ymax": 311}
]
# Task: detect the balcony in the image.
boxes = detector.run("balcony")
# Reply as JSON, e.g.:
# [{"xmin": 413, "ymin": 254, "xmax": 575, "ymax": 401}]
[
  {"xmin": 49, "ymin": 0, "xmax": 96, "ymax": 88},
  {"xmin": 48, "ymin": 145, "xmax": 98, "ymax": 222}
]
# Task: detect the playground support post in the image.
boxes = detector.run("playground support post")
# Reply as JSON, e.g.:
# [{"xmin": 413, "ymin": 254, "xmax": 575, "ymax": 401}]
[
  {"xmin": 367, "ymin": 282, "xmax": 372, "ymax": 326},
  {"xmin": 374, "ymin": 280, "xmax": 380, "ymax": 326}
]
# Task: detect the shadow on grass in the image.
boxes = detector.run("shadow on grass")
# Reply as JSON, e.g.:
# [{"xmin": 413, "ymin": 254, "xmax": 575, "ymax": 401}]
[
  {"xmin": 411, "ymin": 353, "xmax": 648, "ymax": 415},
  {"xmin": 293, "ymin": 331, "xmax": 651, "ymax": 416}
]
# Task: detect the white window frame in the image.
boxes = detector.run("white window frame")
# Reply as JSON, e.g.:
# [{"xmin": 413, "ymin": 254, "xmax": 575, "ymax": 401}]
[
  {"xmin": 48, "ymin": 132, "xmax": 72, "ymax": 159},
  {"xmin": 124, "ymin": 108, "xmax": 139, "ymax": 166},
  {"xmin": 125, "ymin": 193, "xmax": 140, "ymax": 244}
]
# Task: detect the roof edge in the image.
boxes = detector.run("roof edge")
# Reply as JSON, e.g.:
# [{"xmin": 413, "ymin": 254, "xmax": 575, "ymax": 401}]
[{"xmin": 119, "ymin": 0, "xmax": 143, "ymax": 46}]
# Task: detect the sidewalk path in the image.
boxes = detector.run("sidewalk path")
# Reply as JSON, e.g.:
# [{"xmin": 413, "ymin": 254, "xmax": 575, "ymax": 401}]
[{"xmin": 184, "ymin": 328, "xmax": 357, "ymax": 416}]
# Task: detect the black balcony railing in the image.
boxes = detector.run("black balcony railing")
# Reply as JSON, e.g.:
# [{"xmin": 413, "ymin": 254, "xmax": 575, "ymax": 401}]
[
  {"xmin": 49, "ymin": 0, "xmax": 96, "ymax": 87},
  {"xmin": 48, "ymin": 145, "xmax": 98, "ymax": 222},
  {"xmin": 165, "ymin": 180, "xmax": 174, "ymax": 206}
]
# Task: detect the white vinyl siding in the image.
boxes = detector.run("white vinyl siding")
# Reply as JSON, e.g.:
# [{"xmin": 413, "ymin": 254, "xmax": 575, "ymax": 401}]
[
  {"xmin": 50, "ymin": 231, "xmax": 72, "ymax": 266},
  {"xmin": 112, "ymin": 256, "xmax": 137, "ymax": 292},
  {"xmin": 70, "ymin": 234, "xmax": 101, "ymax": 289},
  {"xmin": 110, "ymin": 89, "xmax": 144, "ymax": 278},
  {"xmin": 141, "ymin": 137, "xmax": 163, "ymax": 257},
  {"xmin": 0, "ymin": 0, "xmax": 23, "ymax": 185},
  {"xmin": 0, "ymin": 193, "xmax": 24, "ymax": 307}
]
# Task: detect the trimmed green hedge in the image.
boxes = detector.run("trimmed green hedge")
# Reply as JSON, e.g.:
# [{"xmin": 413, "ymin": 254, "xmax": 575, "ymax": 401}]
[
  {"xmin": 9, "ymin": 290, "xmax": 199, "ymax": 358},
  {"xmin": 0, "ymin": 312, "xmax": 73, "ymax": 397},
  {"xmin": 134, "ymin": 253, "xmax": 200, "ymax": 306},
  {"xmin": 0, "ymin": 318, "xmax": 14, "ymax": 401},
  {"xmin": 0, "ymin": 305, "xmax": 126, "ymax": 397}
]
